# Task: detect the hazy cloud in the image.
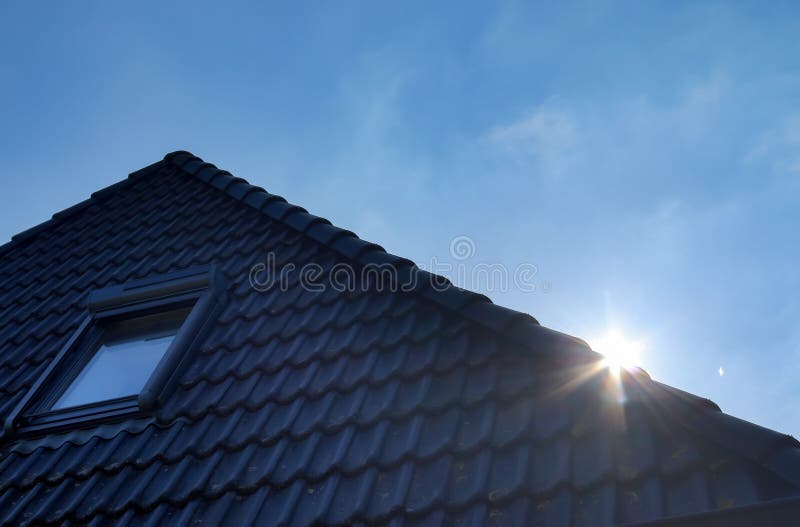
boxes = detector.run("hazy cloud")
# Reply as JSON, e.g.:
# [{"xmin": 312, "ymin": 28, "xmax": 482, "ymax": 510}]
[
  {"xmin": 746, "ymin": 114, "xmax": 800, "ymax": 177},
  {"xmin": 484, "ymin": 101, "xmax": 580, "ymax": 179}
]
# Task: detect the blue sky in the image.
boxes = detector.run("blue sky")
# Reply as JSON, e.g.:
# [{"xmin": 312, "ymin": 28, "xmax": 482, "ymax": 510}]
[{"xmin": 2, "ymin": 2, "xmax": 799, "ymax": 436}]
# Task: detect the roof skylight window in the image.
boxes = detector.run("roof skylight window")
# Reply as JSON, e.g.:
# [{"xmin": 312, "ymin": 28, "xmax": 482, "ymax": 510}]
[{"xmin": 4, "ymin": 266, "xmax": 225, "ymax": 438}]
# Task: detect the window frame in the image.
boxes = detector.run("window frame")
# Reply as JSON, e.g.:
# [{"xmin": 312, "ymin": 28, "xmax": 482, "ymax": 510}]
[
  {"xmin": 46, "ymin": 304, "xmax": 192, "ymax": 412},
  {"xmin": 4, "ymin": 265, "xmax": 226, "ymax": 438}
]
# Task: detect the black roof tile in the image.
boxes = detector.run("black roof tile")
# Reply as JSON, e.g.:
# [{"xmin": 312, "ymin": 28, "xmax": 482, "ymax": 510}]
[
  {"xmin": 327, "ymin": 468, "xmax": 375, "ymax": 523},
  {"xmin": 573, "ymin": 483, "xmax": 616, "ymax": 527},
  {"xmin": 405, "ymin": 455, "xmax": 452, "ymax": 514},
  {"xmin": 489, "ymin": 443, "xmax": 530, "ymax": 502},
  {"xmin": 572, "ymin": 429, "xmax": 614, "ymax": 489},
  {"xmin": 0, "ymin": 152, "xmax": 797, "ymax": 525},
  {"xmin": 617, "ymin": 476, "xmax": 664, "ymax": 524},
  {"xmin": 665, "ymin": 471, "xmax": 712, "ymax": 518},
  {"xmin": 366, "ymin": 461, "xmax": 414, "ymax": 520},
  {"xmin": 530, "ymin": 437, "xmax": 572, "ymax": 495},
  {"xmin": 529, "ymin": 488, "xmax": 573, "ymax": 527},
  {"xmin": 449, "ymin": 450, "xmax": 493, "ymax": 508},
  {"xmin": 455, "ymin": 401, "xmax": 495, "ymax": 452}
]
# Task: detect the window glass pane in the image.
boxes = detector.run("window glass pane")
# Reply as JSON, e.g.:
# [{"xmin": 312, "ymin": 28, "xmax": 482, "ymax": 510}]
[{"xmin": 52, "ymin": 333, "xmax": 175, "ymax": 410}]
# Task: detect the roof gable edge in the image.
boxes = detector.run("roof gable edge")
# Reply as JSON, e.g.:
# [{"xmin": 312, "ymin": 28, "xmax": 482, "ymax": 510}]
[
  {"xmin": 163, "ymin": 150, "xmax": 594, "ymax": 361},
  {"xmin": 0, "ymin": 160, "xmax": 168, "ymax": 259}
]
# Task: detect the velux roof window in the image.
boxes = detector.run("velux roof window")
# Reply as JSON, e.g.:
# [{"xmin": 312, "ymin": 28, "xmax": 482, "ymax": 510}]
[
  {"xmin": 3, "ymin": 266, "xmax": 225, "ymax": 438},
  {"xmin": 51, "ymin": 306, "xmax": 190, "ymax": 410}
]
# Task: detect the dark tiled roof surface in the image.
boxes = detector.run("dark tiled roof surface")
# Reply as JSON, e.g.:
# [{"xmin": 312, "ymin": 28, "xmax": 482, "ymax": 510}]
[{"xmin": 0, "ymin": 152, "xmax": 798, "ymax": 526}]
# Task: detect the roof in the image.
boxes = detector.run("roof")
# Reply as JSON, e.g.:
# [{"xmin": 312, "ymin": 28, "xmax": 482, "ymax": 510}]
[{"xmin": 0, "ymin": 151, "xmax": 798, "ymax": 526}]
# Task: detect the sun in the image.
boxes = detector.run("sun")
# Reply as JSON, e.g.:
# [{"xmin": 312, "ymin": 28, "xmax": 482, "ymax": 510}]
[{"xmin": 591, "ymin": 328, "xmax": 644, "ymax": 376}]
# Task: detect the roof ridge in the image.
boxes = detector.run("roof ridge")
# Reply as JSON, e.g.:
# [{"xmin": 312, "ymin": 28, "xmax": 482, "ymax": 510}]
[{"xmin": 162, "ymin": 150, "xmax": 594, "ymax": 362}]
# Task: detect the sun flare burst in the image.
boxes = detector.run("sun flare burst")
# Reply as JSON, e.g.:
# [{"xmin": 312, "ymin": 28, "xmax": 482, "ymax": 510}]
[{"xmin": 591, "ymin": 328, "xmax": 644, "ymax": 376}]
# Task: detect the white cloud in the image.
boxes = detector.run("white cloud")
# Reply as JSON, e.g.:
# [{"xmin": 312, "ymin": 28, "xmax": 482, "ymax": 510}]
[
  {"xmin": 481, "ymin": 73, "xmax": 728, "ymax": 188},
  {"xmin": 484, "ymin": 101, "xmax": 580, "ymax": 179},
  {"xmin": 745, "ymin": 114, "xmax": 800, "ymax": 177}
]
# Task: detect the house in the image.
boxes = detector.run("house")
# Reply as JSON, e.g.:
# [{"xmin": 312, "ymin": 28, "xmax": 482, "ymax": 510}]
[{"xmin": 0, "ymin": 151, "xmax": 798, "ymax": 526}]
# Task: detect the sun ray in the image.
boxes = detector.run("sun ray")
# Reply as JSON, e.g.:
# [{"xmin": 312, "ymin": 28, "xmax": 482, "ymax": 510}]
[{"xmin": 591, "ymin": 328, "xmax": 644, "ymax": 377}]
